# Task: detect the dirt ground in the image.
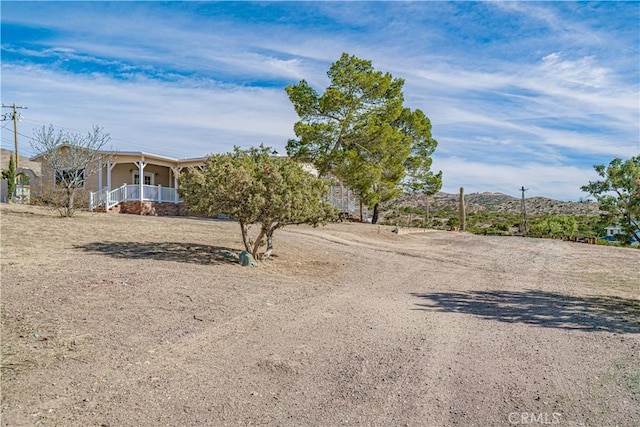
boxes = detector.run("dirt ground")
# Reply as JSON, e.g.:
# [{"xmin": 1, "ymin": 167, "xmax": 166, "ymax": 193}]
[{"xmin": 1, "ymin": 204, "xmax": 638, "ymax": 426}]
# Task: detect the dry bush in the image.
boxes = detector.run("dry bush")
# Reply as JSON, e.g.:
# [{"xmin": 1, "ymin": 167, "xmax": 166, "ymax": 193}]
[{"xmin": 31, "ymin": 185, "xmax": 90, "ymax": 214}]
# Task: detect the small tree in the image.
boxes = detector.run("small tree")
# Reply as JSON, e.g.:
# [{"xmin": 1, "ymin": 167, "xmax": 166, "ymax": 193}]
[
  {"xmin": 581, "ymin": 156, "xmax": 639, "ymax": 244},
  {"xmin": 31, "ymin": 125, "xmax": 112, "ymax": 217},
  {"xmin": 2, "ymin": 154, "xmax": 16, "ymax": 201},
  {"xmin": 403, "ymin": 117, "xmax": 443, "ymax": 228},
  {"xmin": 179, "ymin": 146, "xmax": 337, "ymax": 261},
  {"xmin": 530, "ymin": 216, "xmax": 579, "ymax": 238}
]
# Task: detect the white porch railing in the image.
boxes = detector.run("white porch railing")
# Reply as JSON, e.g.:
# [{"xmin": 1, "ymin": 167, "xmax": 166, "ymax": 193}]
[
  {"xmin": 89, "ymin": 184, "xmax": 182, "ymax": 211},
  {"xmin": 329, "ymin": 192, "xmax": 359, "ymax": 215},
  {"xmin": 329, "ymin": 185, "xmax": 364, "ymax": 217}
]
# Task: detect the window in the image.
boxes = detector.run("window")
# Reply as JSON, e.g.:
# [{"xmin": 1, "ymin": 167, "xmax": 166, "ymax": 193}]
[
  {"xmin": 55, "ymin": 168, "xmax": 85, "ymax": 188},
  {"xmin": 133, "ymin": 173, "xmax": 154, "ymax": 185}
]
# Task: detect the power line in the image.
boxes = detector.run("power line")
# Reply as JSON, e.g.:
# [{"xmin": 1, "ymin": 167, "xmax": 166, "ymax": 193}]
[
  {"xmin": 0, "ymin": 138, "xmax": 37, "ymax": 158},
  {"xmin": 23, "ymin": 118, "xmax": 91, "ymax": 137},
  {"xmin": 1, "ymin": 127, "xmax": 38, "ymax": 157}
]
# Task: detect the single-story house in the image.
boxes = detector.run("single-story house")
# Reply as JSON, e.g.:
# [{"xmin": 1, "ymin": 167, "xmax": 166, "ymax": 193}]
[
  {"xmin": 29, "ymin": 145, "xmax": 366, "ymax": 218},
  {"xmin": 602, "ymin": 224, "xmax": 640, "ymax": 245},
  {"xmin": 31, "ymin": 147, "xmax": 207, "ymax": 214},
  {"xmin": 604, "ymin": 225, "xmax": 622, "ymax": 237}
]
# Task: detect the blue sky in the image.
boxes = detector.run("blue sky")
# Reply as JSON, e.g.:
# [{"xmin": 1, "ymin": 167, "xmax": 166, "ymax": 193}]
[{"xmin": 1, "ymin": 1, "xmax": 638, "ymax": 200}]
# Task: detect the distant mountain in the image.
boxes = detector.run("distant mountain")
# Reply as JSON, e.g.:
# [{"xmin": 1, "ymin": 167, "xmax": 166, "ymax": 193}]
[{"xmin": 386, "ymin": 191, "xmax": 601, "ymax": 216}]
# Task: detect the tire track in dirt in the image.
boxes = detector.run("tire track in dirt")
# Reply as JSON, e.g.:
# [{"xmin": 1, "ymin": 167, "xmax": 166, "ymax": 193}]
[{"xmin": 283, "ymin": 231, "xmax": 482, "ymax": 426}]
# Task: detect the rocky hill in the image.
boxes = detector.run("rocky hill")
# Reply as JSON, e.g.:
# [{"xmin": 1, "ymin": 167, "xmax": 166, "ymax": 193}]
[
  {"xmin": 0, "ymin": 148, "xmax": 41, "ymax": 173},
  {"xmin": 386, "ymin": 191, "xmax": 601, "ymax": 216}
]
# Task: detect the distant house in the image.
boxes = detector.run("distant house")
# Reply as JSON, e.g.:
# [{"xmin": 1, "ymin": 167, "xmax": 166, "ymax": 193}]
[
  {"xmin": 602, "ymin": 224, "xmax": 639, "ymax": 245},
  {"xmin": 604, "ymin": 225, "xmax": 622, "ymax": 238},
  {"xmin": 1, "ymin": 149, "xmax": 42, "ymax": 203}
]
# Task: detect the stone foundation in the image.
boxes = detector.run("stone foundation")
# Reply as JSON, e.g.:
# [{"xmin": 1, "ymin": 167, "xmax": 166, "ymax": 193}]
[{"xmin": 116, "ymin": 201, "xmax": 190, "ymax": 216}]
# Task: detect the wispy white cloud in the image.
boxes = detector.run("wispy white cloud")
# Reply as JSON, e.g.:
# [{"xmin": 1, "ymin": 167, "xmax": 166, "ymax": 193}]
[
  {"xmin": 1, "ymin": 1, "xmax": 638, "ymax": 200},
  {"xmin": 540, "ymin": 53, "xmax": 609, "ymax": 88},
  {"xmin": 398, "ymin": 49, "xmax": 638, "ymax": 164},
  {"xmin": 2, "ymin": 64, "xmax": 298, "ymax": 159}
]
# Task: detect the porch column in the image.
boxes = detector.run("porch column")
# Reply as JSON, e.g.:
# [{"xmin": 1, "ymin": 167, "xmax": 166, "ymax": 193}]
[
  {"xmin": 98, "ymin": 159, "xmax": 103, "ymax": 191},
  {"xmin": 171, "ymin": 167, "xmax": 182, "ymax": 203},
  {"xmin": 106, "ymin": 162, "xmax": 117, "ymax": 190},
  {"xmin": 135, "ymin": 161, "xmax": 147, "ymax": 204},
  {"xmin": 105, "ymin": 162, "xmax": 117, "ymax": 212},
  {"xmin": 170, "ymin": 167, "xmax": 182, "ymax": 189}
]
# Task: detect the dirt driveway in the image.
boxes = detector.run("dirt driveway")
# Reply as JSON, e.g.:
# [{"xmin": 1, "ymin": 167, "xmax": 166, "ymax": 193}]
[{"xmin": 1, "ymin": 204, "xmax": 638, "ymax": 426}]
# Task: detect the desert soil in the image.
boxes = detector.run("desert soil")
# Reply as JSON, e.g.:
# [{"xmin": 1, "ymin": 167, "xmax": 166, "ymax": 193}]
[{"xmin": 1, "ymin": 204, "xmax": 638, "ymax": 426}]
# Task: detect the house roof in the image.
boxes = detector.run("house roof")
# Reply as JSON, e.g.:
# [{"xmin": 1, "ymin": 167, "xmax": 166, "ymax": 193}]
[
  {"xmin": 110, "ymin": 150, "xmax": 208, "ymax": 164},
  {"xmin": 27, "ymin": 145, "xmax": 306, "ymax": 170},
  {"xmin": 29, "ymin": 145, "xmax": 208, "ymax": 168},
  {"xmin": 106, "ymin": 150, "xmax": 208, "ymax": 168}
]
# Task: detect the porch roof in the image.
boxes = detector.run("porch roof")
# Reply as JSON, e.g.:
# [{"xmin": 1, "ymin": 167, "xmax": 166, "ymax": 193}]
[{"xmin": 107, "ymin": 151, "xmax": 207, "ymax": 168}]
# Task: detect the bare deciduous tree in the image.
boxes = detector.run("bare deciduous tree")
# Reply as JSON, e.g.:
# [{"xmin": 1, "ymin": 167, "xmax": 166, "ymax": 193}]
[{"xmin": 32, "ymin": 125, "xmax": 112, "ymax": 217}]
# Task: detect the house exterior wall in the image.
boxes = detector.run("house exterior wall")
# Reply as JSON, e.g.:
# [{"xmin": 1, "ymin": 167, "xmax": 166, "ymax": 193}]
[
  {"xmin": 38, "ymin": 160, "xmax": 179, "ymax": 193},
  {"xmin": 106, "ymin": 163, "xmax": 172, "ymax": 189},
  {"xmin": 110, "ymin": 164, "xmax": 133, "ymax": 188},
  {"xmin": 84, "ymin": 164, "xmax": 100, "ymax": 191},
  {"xmin": 39, "ymin": 162, "xmax": 55, "ymax": 188},
  {"xmin": 39, "ymin": 160, "xmax": 101, "ymax": 192},
  {"xmin": 141, "ymin": 164, "xmax": 172, "ymax": 187},
  {"xmin": 605, "ymin": 226, "xmax": 621, "ymax": 237},
  {"xmin": 28, "ymin": 148, "xmax": 212, "ymax": 212},
  {"xmin": 0, "ymin": 178, "xmax": 7, "ymax": 202}
]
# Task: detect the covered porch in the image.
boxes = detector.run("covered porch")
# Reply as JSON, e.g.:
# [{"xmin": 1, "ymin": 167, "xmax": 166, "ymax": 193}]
[{"xmin": 89, "ymin": 151, "xmax": 205, "ymax": 212}]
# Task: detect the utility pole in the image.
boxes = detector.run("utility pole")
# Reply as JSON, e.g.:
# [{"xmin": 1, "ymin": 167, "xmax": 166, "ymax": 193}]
[
  {"xmin": 519, "ymin": 186, "xmax": 528, "ymax": 235},
  {"xmin": 458, "ymin": 187, "xmax": 466, "ymax": 231},
  {"xmin": 1, "ymin": 103, "xmax": 28, "ymax": 169}
]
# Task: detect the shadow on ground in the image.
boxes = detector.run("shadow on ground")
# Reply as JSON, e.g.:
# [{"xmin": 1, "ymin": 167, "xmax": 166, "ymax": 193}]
[
  {"xmin": 75, "ymin": 241, "xmax": 241, "ymax": 265},
  {"xmin": 411, "ymin": 290, "xmax": 640, "ymax": 334}
]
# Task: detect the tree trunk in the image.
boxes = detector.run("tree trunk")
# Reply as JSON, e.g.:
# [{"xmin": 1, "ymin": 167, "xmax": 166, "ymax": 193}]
[
  {"xmin": 239, "ymin": 221, "xmax": 253, "ymax": 254},
  {"xmin": 66, "ymin": 188, "xmax": 75, "ymax": 217},
  {"xmin": 359, "ymin": 200, "xmax": 363, "ymax": 222},
  {"xmin": 261, "ymin": 232, "xmax": 274, "ymax": 260},
  {"xmin": 371, "ymin": 203, "xmax": 380, "ymax": 224},
  {"xmin": 251, "ymin": 227, "xmax": 268, "ymax": 260},
  {"xmin": 425, "ymin": 196, "xmax": 430, "ymax": 228},
  {"xmin": 626, "ymin": 214, "xmax": 640, "ymax": 243}
]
